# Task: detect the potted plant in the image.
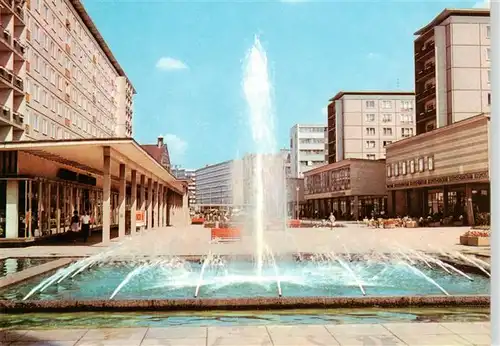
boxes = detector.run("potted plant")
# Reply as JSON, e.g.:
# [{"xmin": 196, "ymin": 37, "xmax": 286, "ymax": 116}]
[{"xmin": 460, "ymin": 229, "xmax": 490, "ymax": 247}]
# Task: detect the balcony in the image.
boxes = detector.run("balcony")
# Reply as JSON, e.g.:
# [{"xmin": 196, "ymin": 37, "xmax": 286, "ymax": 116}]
[
  {"xmin": 64, "ymin": 118, "xmax": 70, "ymax": 126},
  {"xmin": 2, "ymin": 29, "xmax": 11, "ymax": 45},
  {"xmin": 26, "ymin": 29, "xmax": 30, "ymax": 41},
  {"xmin": 417, "ymin": 105, "xmax": 436, "ymax": 122},
  {"xmin": 416, "ymin": 63, "xmax": 435, "ymax": 83},
  {"xmin": 12, "ymin": 111, "xmax": 23, "ymax": 126},
  {"xmin": 64, "ymin": 68, "xmax": 70, "ymax": 78},
  {"xmin": 13, "ymin": 75, "xmax": 23, "ymax": 91},
  {"xmin": 65, "ymin": 43, "xmax": 71, "ymax": 54},
  {"xmin": 14, "ymin": 5, "xmax": 23, "ymax": 21},
  {"xmin": 415, "ymin": 41, "xmax": 435, "ymax": 62},
  {"xmin": 416, "ymin": 84, "xmax": 436, "ymax": 103},
  {"xmin": 64, "ymin": 93, "xmax": 70, "ymax": 102},
  {"xmin": 13, "ymin": 38, "xmax": 24, "ymax": 55},
  {"xmin": 26, "ymin": 0, "xmax": 30, "ymax": 9},
  {"xmin": 26, "ymin": 61, "xmax": 30, "ymax": 72},
  {"xmin": 65, "ymin": 18, "xmax": 71, "ymax": 30},
  {"xmin": 25, "ymin": 92, "xmax": 30, "ymax": 103},
  {"xmin": 1, "ymin": 106, "xmax": 10, "ymax": 120},
  {"xmin": 0, "ymin": 67, "xmax": 13, "ymax": 85}
]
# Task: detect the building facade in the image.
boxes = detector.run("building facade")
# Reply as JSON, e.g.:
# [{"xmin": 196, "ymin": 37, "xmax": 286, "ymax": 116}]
[
  {"xmin": 414, "ymin": 9, "xmax": 490, "ymax": 135},
  {"xmin": 386, "ymin": 114, "xmax": 489, "ymax": 225},
  {"xmin": 195, "ymin": 160, "xmax": 234, "ymax": 205},
  {"xmin": 304, "ymin": 159, "xmax": 387, "ymax": 220},
  {"xmin": 141, "ymin": 136, "xmax": 171, "ymax": 172},
  {"xmin": 20, "ymin": 0, "xmax": 135, "ymax": 142},
  {"xmin": 327, "ymin": 92, "xmax": 416, "ymax": 164},
  {"xmin": 289, "ymin": 124, "xmax": 327, "ymax": 178},
  {"xmin": 171, "ymin": 167, "xmax": 196, "ymax": 207}
]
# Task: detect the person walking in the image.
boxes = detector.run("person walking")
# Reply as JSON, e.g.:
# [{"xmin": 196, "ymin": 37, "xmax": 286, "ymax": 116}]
[
  {"xmin": 81, "ymin": 211, "xmax": 91, "ymax": 243},
  {"xmin": 70, "ymin": 210, "xmax": 80, "ymax": 243},
  {"xmin": 329, "ymin": 212, "xmax": 336, "ymax": 229}
]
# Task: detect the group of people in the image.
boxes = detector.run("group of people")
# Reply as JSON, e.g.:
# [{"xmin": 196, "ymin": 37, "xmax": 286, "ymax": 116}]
[{"xmin": 70, "ymin": 210, "xmax": 92, "ymax": 242}]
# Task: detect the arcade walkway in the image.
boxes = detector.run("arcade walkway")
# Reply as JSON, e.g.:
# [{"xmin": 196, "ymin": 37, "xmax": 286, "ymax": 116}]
[{"xmin": 0, "ymin": 138, "xmax": 189, "ymax": 244}]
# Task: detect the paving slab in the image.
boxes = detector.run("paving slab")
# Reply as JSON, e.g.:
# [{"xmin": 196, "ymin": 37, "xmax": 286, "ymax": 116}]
[
  {"xmin": 325, "ymin": 323, "xmax": 393, "ymax": 336},
  {"xmin": 144, "ymin": 327, "xmax": 206, "ymax": 340},
  {"xmin": 383, "ymin": 322, "xmax": 451, "ymax": 335},
  {"xmin": 141, "ymin": 339, "xmax": 206, "ymax": 346},
  {"xmin": 267, "ymin": 325, "xmax": 331, "ymax": 338},
  {"xmin": 395, "ymin": 333, "xmax": 473, "ymax": 345},
  {"xmin": 332, "ymin": 334, "xmax": 405, "ymax": 346},
  {"xmin": 80, "ymin": 328, "xmax": 147, "ymax": 341},
  {"xmin": 271, "ymin": 335, "xmax": 339, "ymax": 346},
  {"xmin": 20, "ymin": 329, "xmax": 86, "ymax": 342}
]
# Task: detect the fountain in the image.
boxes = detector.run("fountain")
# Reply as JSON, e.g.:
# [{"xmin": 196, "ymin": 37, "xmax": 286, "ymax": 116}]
[{"xmin": 0, "ymin": 37, "xmax": 491, "ymax": 312}]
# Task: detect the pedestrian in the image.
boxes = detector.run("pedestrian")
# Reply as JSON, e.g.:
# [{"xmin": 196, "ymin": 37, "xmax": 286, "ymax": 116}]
[
  {"xmin": 329, "ymin": 212, "xmax": 336, "ymax": 229},
  {"xmin": 81, "ymin": 210, "xmax": 91, "ymax": 243},
  {"xmin": 70, "ymin": 210, "xmax": 80, "ymax": 242}
]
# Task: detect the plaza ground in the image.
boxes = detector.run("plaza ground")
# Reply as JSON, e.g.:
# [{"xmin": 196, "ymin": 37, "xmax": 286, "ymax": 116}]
[
  {"xmin": 0, "ymin": 223, "xmax": 491, "ymax": 345},
  {"xmin": 0, "ymin": 322, "xmax": 491, "ymax": 345},
  {"xmin": 0, "ymin": 223, "xmax": 490, "ymax": 259}
]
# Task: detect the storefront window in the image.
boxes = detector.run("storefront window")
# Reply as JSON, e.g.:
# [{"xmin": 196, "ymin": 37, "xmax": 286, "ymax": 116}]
[{"xmin": 428, "ymin": 190, "xmax": 444, "ymax": 215}]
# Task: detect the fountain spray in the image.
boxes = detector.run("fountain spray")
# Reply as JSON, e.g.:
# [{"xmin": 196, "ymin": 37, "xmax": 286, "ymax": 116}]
[{"xmin": 243, "ymin": 36, "xmax": 276, "ymax": 276}]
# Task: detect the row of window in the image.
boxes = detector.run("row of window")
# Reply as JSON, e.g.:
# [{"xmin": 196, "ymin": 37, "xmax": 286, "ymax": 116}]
[
  {"xmin": 387, "ymin": 156, "xmax": 434, "ymax": 178},
  {"xmin": 364, "ymin": 100, "xmax": 414, "ymax": 110},
  {"xmin": 299, "ymin": 127, "xmax": 325, "ymax": 133},
  {"xmin": 26, "ymin": 78, "xmax": 114, "ymax": 135},
  {"xmin": 26, "ymin": 108, "xmax": 111, "ymax": 140},
  {"xmin": 27, "ymin": 22, "xmax": 117, "ymax": 118},
  {"xmin": 364, "ymin": 113, "xmax": 414, "ymax": 123},
  {"xmin": 365, "ymin": 127, "xmax": 414, "ymax": 137},
  {"xmin": 29, "ymin": 0, "xmax": 118, "ymax": 91},
  {"xmin": 299, "ymin": 138, "xmax": 324, "ymax": 144},
  {"xmin": 365, "ymin": 140, "xmax": 393, "ymax": 149}
]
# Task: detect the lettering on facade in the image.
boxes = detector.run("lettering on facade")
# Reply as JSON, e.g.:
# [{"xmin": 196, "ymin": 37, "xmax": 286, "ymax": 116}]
[
  {"xmin": 386, "ymin": 170, "xmax": 489, "ymax": 189},
  {"xmin": 305, "ymin": 167, "xmax": 350, "ymax": 195}
]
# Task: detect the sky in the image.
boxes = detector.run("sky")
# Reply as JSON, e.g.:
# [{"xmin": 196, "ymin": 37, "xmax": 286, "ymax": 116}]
[{"xmin": 82, "ymin": 0, "xmax": 488, "ymax": 169}]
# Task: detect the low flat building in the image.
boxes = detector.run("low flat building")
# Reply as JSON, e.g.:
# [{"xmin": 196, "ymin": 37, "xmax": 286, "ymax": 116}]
[
  {"xmin": 386, "ymin": 114, "xmax": 489, "ymax": 225},
  {"xmin": 0, "ymin": 138, "xmax": 188, "ymax": 243},
  {"xmin": 303, "ymin": 159, "xmax": 387, "ymax": 220}
]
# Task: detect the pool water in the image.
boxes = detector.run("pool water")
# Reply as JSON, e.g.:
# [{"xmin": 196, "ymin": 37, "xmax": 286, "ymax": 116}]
[
  {"xmin": 0, "ymin": 258, "xmax": 490, "ymax": 300},
  {"xmin": 0, "ymin": 308, "xmax": 490, "ymax": 329},
  {"xmin": 0, "ymin": 257, "xmax": 54, "ymax": 278}
]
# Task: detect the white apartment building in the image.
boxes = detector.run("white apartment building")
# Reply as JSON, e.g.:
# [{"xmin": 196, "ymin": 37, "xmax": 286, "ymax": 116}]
[
  {"xmin": 327, "ymin": 91, "xmax": 416, "ymax": 164},
  {"xmin": 172, "ymin": 167, "xmax": 196, "ymax": 207},
  {"xmin": 290, "ymin": 124, "xmax": 327, "ymax": 178},
  {"xmin": 0, "ymin": 0, "xmax": 135, "ymax": 142},
  {"xmin": 413, "ymin": 8, "xmax": 490, "ymax": 135}
]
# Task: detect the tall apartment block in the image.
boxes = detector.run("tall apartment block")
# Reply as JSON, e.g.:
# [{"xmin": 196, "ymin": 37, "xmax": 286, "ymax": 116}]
[
  {"xmin": 195, "ymin": 160, "xmax": 234, "ymax": 205},
  {"xmin": 289, "ymin": 124, "xmax": 327, "ymax": 178},
  {"xmin": 13, "ymin": 0, "xmax": 136, "ymax": 141},
  {"xmin": 414, "ymin": 8, "xmax": 490, "ymax": 135},
  {"xmin": 327, "ymin": 91, "xmax": 416, "ymax": 164},
  {"xmin": 0, "ymin": 0, "xmax": 27, "ymax": 141}
]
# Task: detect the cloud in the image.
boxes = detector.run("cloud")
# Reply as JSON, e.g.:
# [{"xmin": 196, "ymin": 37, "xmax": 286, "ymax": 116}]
[
  {"xmin": 164, "ymin": 133, "xmax": 188, "ymax": 160},
  {"xmin": 156, "ymin": 57, "xmax": 188, "ymax": 71},
  {"xmin": 473, "ymin": 0, "xmax": 489, "ymax": 7}
]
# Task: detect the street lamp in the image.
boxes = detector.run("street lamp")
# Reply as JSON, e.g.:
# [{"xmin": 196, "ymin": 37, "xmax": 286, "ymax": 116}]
[{"xmin": 295, "ymin": 186, "xmax": 300, "ymax": 219}]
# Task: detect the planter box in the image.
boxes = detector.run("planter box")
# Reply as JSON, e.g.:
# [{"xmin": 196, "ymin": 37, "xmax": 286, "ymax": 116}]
[
  {"xmin": 383, "ymin": 223, "xmax": 396, "ymax": 229},
  {"xmin": 453, "ymin": 221, "xmax": 464, "ymax": 226},
  {"xmin": 191, "ymin": 217, "xmax": 205, "ymax": 225},
  {"xmin": 429, "ymin": 222, "xmax": 441, "ymax": 227},
  {"xmin": 468, "ymin": 236, "xmax": 490, "ymax": 247},
  {"xmin": 459, "ymin": 236, "xmax": 469, "ymax": 245},
  {"xmin": 211, "ymin": 228, "xmax": 241, "ymax": 242}
]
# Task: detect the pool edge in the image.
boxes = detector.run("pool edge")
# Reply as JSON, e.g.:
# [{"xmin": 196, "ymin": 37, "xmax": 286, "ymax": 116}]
[{"xmin": 0, "ymin": 295, "xmax": 490, "ymax": 313}]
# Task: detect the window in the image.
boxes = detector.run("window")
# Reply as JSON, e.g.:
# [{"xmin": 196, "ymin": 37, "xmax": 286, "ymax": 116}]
[
  {"xmin": 34, "ymin": 84, "xmax": 40, "ymax": 102},
  {"xmin": 386, "ymin": 165, "xmax": 392, "ymax": 178},
  {"xmin": 382, "ymin": 114, "xmax": 392, "ymax": 122},
  {"xmin": 487, "ymin": 48, "xmax": 491, "ymax": 61},
  {"xmin": 50, "ymin": 68, "xmax": 55, "ymax": 85},
  {"xmin": 401, "ymin": 128, "xmax": 413, "ymax": 138},
  {"xmin": 409, "ymin": 160, "xmax": 415, "ymax": 174},
  {"xmin": 488, "ymin": 93, "xmax": 491, "ymax": 106},
  {"xmin": 383, "ymin": 140, "xmax": 392, "ymax": 147},
  {"xmin": 34, "ymin": 53, "xmax": 40, "ymax": 71},
  {"xmin": 428, "ymin": 156, "xmax": 434, "ymax": 171},
  {"xmin": 365, "ymin": 140, "xmax": 376, "ymax": 149},
  {"xmin": 42, "ymin": 118, "xmax": 48, "ymax": 135},
  {"xmin": 382, "ymin": 101, "xmax": 391, "ymax": 109},
  {"xmin": 366, "ymin": 154, "xmax": 376, "ymax": 160},
  {"xmin": 488, "ymin": 70, "xmax": 491, "ymax": 84},
  {"xmin": 418, "ymin": 157, "xmax": 425, "ymax": 172},
  {"xmin": 394, "ymin": 163, "xmax": 399, "ymax": 176},
  {"xmin": 383, "ymin": 127, "xmax": 393, "ymax": 136},
  {"xmin": 365, "ymin": 127, "xmax": 375, "ymax": 136},
  {"xmin": 487, "ymin": 25, "xmax": 491, "ymax": 39},
  {"xmin": 365, "ymin": 113, "xmax": 375, "ymax": 122},
  {"xmin": 34, "ymin": 24, "xmax": 40, "ymax": 41},
  {"xmin": 42, "ymin": 90, "xmax": 48, "ymax": 107},
  {"xmin": 400, "ymin": 100, "xmax": 413, "ymax": 111},
  {"xmin": 365, "ymin": 100, "xmax": 375, "ymax": 108},
  {"xmin": 402, "ymin": 161, "xmax": 407, "ymax": 175},
  {"xmin": 400, "ymin": 114, "xmax": 413, "ymax": 124}
]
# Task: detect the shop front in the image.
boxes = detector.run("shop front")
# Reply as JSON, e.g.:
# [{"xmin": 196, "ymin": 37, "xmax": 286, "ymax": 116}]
[
  {"xmin": 386, "ymin": 114, "xmax": 490, "ymax": 225},
  {"xmin": 304, "ymin": 159, "xmax": 387, "ymax": 220}
]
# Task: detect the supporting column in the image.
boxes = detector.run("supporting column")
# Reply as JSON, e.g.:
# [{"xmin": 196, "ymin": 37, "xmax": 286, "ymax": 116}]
[
  {"xmin": 38, "ymin": 181, "xmax": 43, "ymax": 237},
  {"xmin": 154, "ymin": 181, "xmax": 159, "ymax": 228},
  {"xmin": 102, "ymin": 147, "xmax": 111, "ymax": 244},
  {"xmin": 118, "ymin": 163, "xmax": 126, "ymax": 238},
  {"xmin": 147, "ymin": 178, "xmax": 153, "ymax": 230},
  {"xmin": 130, "ymin": 170, "xmax": 137, "ymax": 234},
  {"xmin": 56, "ymin": 184, "xmax": 60, "ymax": 234},
  {"xmin": 5, "ymin": 180, "xmax": 18, "ymax": 238},
  {"xmin": 158, "ymin": 184, "xmax": 163, "ymax": 228}
]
